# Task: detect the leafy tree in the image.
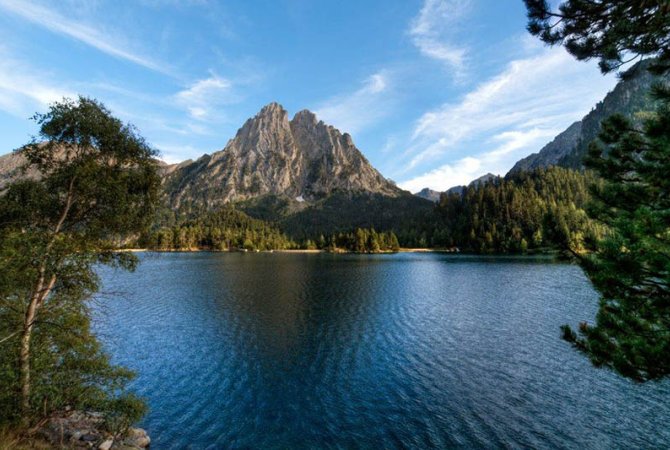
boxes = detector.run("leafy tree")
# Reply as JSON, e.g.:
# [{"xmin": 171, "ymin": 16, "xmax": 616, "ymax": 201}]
[
  {"xmin": 0, "ymin": 97, "xmax": 159, "ymax": 424},
  {"xmin": 525, "ymin": 0, "xmax": 670, "ymax": 74},
  {"xmin": 562, "ymin": 85, "xmax": 670, "ymax": 380}
]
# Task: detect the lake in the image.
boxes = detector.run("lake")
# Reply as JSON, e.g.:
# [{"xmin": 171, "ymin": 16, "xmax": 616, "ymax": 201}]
[{"xmin": 93, "ymin": 253, "xmax": 670, "ymax": 449}]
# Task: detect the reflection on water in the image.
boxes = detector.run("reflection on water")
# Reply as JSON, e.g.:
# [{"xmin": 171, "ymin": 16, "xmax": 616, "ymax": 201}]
[{"xmin": 94, "ymin": 253, "xmax": 670, "ymax": 449}]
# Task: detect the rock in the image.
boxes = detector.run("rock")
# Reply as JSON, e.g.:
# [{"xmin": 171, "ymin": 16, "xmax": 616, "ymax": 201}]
[
  {"xmin": 35, "ymin": 410, "xmax": 150, "ymax": 450},
  {"xmin": 121, "ymin": 427, "xmax": 150, "ymax": 448},
  {"xmin": 98, "ymin": 439, "xmax": 113, "ymax": 450}
]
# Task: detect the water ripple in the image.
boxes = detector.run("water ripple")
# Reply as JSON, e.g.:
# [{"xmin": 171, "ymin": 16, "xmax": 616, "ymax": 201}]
[{"xmin": 93, "ymin": 253, "xmax": 670, "ymax": 449}]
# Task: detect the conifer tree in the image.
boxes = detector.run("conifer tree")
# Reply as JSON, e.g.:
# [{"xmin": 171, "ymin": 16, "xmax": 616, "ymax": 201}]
[{"xmin": 526, "ymin": 0, "xmax": 670, "ymax": 380}]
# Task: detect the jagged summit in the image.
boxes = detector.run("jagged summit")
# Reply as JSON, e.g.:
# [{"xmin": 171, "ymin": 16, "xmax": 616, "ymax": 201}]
[{"xmin": 163, "ymin": 102, "xmax": 401, "ymax": 210}]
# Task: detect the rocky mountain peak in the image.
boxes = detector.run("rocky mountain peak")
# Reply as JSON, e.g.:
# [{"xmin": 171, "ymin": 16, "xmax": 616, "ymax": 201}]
[
  {"xmin": 291, "ymin": 109, "xmax": 319, "ymax": 126},
  {"xmin": 163, "ymin": 103, "xmax": 402, "ymax": 210}
]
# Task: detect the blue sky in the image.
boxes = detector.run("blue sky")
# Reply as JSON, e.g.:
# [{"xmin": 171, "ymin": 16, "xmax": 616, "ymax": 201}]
[{"xmin": 0, "ymin": 0, "xmax": 619, "ymax": 191}]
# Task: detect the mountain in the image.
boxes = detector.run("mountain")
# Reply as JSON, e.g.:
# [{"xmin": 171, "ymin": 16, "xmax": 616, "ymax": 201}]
[
  {"xmin": 416, "ymin": 173, "xmax": 500, "ymax": 202},
  {"xmin": 415, "ymin": 187, "xmax": 441, "ymax": 202},
  {"xmin": 164, "ymin": 103, "xmax": 401, "ymax": 212},
  {"xmin": 508, "ymin": 59, "xmax": 669, "ymax": 175},
  {"xmin": 470, "ymin": 173, "xmax": 497, "ymax": 187}
]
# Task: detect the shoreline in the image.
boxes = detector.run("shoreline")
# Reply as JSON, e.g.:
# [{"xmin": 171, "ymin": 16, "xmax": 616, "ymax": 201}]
[{"xmin": 116, "ymin": 248, "xmax": 459, "ymax": 254}]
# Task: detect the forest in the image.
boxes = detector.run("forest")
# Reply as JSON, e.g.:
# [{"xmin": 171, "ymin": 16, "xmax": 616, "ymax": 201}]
[
  {"xmin": 429, "ymin": 167, "xmax": 605, "ymax": 253},
  {"xmin": 139, "ymin": 166, "xmax": 602, "ymax": 255}
]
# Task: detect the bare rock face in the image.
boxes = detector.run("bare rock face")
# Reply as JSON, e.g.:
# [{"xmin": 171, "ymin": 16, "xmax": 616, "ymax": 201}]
[
  {"xmin": 0, "ymin": 151, "xmax": 35, "ymax": 190},
  {"xmin": 164, "ymin": 102, "xmax": 401, "ymax": 210}
]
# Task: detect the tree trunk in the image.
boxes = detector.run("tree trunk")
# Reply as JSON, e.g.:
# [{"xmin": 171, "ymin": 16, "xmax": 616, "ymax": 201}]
[
  {"xmin": 19, "ymin": 273, "xmax": 56, "ymax": 424},
  {"xmin": 19, "ymin": 176, "xmax": 73, "ymax": 423}
]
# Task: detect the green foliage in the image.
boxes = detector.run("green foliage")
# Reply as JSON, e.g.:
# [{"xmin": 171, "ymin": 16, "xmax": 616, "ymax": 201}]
[
  {"xmin": 525, "ymin": 0, "xmax": 670, "ymax": 74},
  {"xmin": 562, "ymin": 85, "xmax": 670, "ymax": 380},
  {"xmin": 141, "ymin": 206, "xmax": 294, "ymax": 251},
  {"xmin": 432, "ymin": 167, "xmax": 602, "ymax": 253},
  {"xmin": 316, "ymin": 228, "xmax": 400, "ymax": 253},
  {"xmin": 0, "ymin": 97, "xmax": 158, "ymax": 424},
  {"xmin": 276, "ymin": 191, "xmax": 435, "ymax": 247}
]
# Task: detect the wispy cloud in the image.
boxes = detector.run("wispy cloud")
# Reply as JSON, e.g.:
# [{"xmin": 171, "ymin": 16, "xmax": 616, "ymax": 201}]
[
  {"xmin": 314, "ymin": 71, "xmax": 393, "ymax": 135},
  {"xmin": 174, "ymin": 73, "xmax": 237, "ymax": 121},
  {"xmin": 399, "ymin": 157, "xmax": 481, "ymax": 193},
  {"xmin": 399, "ymin": 128, "xmax": 558, "ymax": 192},
  {"xmin": 409, "ymin": 0, "xmax": 470, "ymax": 76},
  {"xmin": 0, "ymin": 46, "xmax": 75, "ymax": 117},
  {"xmin": 396, "ymin": 46, "xmax": 618, "ymax": 191},
  {"xmin": 0, "ymin": 0, "xmax": 171, "ymax": 75}
]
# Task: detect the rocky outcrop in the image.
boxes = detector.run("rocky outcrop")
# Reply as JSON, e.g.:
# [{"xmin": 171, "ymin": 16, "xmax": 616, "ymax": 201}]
[
  {"xmin": 414, "ymin": 187, "xmax": 441, "ymax": 202},
  {"xmin": 508, "ymin": 121, "xmax": 582, "ymax": 175},
  {"xmin": 37, "ymin": 410, "xmax": 150, "ymax": 449},
  {"xmin": 0, "ymin": 151, "xmax": 36, "ymax": 190},
  {"xmin": 164, "ymin": 102, "xmax": 401, "ymax": 210}
]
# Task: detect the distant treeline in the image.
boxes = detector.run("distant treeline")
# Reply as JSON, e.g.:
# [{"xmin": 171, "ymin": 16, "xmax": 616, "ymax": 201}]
[
  {"xmin": 138, "ymin": 208, "xmax": 400, "ymax": 253},
  {"xmin": 139, "ymin": 207, "xmax": 294, "ymax": 251},
  {"xmin": 429, "ymin": 167, "xmax": 604, "ymax": 253},
  {"xmin": 305, "ymin": 228, "xmax": 400, "ymax": 253}
]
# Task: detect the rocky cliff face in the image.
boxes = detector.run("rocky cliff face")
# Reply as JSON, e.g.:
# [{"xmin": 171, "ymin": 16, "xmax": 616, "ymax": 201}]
[
  {"xmin": 164, "ymin": 103, "xmax": 401, "ymax": 210},
  {"xmin": 508, "ymin": 59, "xmax": 668, "ymax": 175},
  {"xmin": 507, "ymin": 121, "xmax": 583, "ymax": 174}
]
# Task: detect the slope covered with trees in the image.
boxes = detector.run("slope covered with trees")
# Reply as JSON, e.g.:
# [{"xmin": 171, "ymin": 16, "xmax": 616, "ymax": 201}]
[
  {"xmin": 139, "ymin": 207, "xmax": 294, "ymax": 251},
  {"xmin": 431, "ymin": 167, "xmax": 603, "ymax": 253}
]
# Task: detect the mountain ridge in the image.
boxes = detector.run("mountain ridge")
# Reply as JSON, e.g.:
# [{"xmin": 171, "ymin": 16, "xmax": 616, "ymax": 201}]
[{"xmin": 508, "ymin": 59, "xmax": 669, "ymax": 175}]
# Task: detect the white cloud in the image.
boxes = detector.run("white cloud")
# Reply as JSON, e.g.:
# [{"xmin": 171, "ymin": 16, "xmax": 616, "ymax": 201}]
[
  {"xmin": 399, "ymin": 157, "xmax": 481, "ymax": 193},
  {"xmin": 0, "ymin": 0, "xmax": 171, "ymax": 75},
  {"xmin": 405, "ymin": 47, "xmax": 617, "ymax": 170},
  {"xmin": 409, "ymin": 0, "xmax": 470, "ymax": 76},
  {"xmin": 399, "ymin": 128, "xmax": 557, "ymax": 192},
  {"xmin": 0, "ymin": 47, "xmax": 75, "ymax": 117},
  {"xmin": 174, "ymin": 74, "xmax": 236, "ymax": 121},
  {"xmin": 314, "ymin": 71, "xmax": 392, "ymax": 134},
  {"xmin": 396, "ymin": 45, "xmax": 619, "ymax": 191}
]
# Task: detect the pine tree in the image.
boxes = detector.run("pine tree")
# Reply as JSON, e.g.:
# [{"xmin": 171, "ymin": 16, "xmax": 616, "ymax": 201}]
[
  {"xmin": 525, "ymin": 0, "xmax": 670, "ymax": 74},
  {"xmin": 562, "ymin": 85, "xmax": 670, "ymax": 380},
  {"xmin": 526, "ymin": 0, "xmax": 670, "ymax": 380}
]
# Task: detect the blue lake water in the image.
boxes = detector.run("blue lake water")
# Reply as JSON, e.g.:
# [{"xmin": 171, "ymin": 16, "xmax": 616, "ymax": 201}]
[{"xmin": 93, "ymin": 252, "xmax": 670, "ymax": 449}]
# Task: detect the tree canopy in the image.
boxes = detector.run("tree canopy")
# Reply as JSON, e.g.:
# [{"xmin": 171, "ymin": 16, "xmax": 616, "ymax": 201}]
[{"xmin": 524, "ymin": 0, "xmax": 670, "ymax": 74}]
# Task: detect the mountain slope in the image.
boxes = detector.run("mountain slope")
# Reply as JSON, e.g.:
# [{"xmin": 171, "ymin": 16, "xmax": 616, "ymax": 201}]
[
  {"xmin": 164, "ymin": 103, "xmax": 401, "ymax": 212},
  {"xmin": 508, "ymin": 59, "xmax": 669, "ymax": 175}
]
